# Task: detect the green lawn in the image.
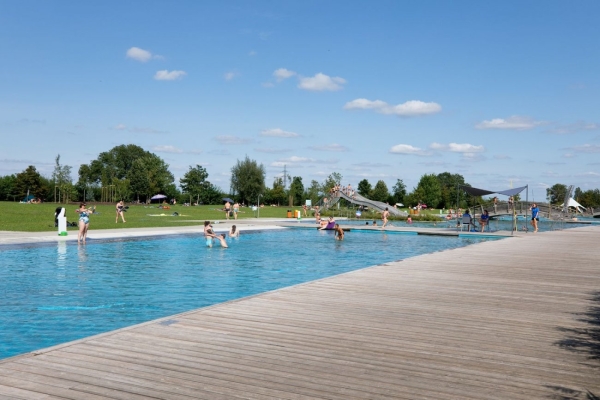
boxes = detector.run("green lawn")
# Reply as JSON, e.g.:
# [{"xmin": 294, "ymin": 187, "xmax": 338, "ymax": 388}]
[
  {"xmin": 0, "ymin": 202, "xmax": 297, "ymax": 232},
  {"xmin": 0, "ymin": 201, "xmax": 447, "ymax": 232}
]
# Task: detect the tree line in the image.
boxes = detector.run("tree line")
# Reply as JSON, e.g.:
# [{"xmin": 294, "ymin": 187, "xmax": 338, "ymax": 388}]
[{"xmin": 2, "ymin": 144, "xmax": 597, "ymax": 209}]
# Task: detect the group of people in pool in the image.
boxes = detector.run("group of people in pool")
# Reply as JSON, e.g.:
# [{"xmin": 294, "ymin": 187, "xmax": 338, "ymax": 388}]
[{"xmin": 203, "ymin": 221, "xmax": 239, "ymax": 248}]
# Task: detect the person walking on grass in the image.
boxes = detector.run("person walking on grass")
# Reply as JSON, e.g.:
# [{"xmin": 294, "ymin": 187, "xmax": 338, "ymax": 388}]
[
  {"xmin": 115, "ymin": 200, "xmax": 126, "ymax": 223},
  {"xmin": 224, "ymin": 201, "xmax": 231, "ymax": 220},
  {"xmin": 382, "ymin": 207, "xmax": 390, "ymax": 229},
  {"xmin": 233, "ymin": 202, "xmax": 239, "ymax": 220}
]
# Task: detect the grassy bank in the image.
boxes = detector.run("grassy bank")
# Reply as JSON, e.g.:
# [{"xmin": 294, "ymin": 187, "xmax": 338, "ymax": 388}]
[
  {"xmin": 0, "ymin": 202, "xmax": 447, "ymax": 232},
  {"xmin": 0, "ymin": 202, "xmax": 297, "ymax": 232}
]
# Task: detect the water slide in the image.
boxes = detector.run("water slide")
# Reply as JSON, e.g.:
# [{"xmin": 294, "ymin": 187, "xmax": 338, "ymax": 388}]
[{"xmin": 322, "ymin": 191, "xmax": 407, "ymax": 217}]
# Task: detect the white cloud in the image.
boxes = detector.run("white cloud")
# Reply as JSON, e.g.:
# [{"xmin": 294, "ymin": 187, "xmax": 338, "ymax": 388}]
[
  {"xmin": 126, "ymin": 47, "xmax": 162, "ymax": 62},
  {"xmin": 262, "ymin": 82, "xmax": 275, "ymax": 88},
  {"xmin": 461, "ymin": 153, "xmax": 486, "ymax": 162},
  {"xmin": 494, "ymin": 155, "xmax": 512, "ymax": 160},
  {"xmin": 430, "ymin": 142, "xmax": 485, "ymax": 153},
  {"xmin": 224, "ymin": 71, "xmax": 239, "ymax": 81},
  {"xmin": 260, "ymin": 128, "xmax": 299, "ymax": 138},
  {"xmin": 476, "ymin": 115, "xmax": 542, "ymax": 130},
  {"xmin": 254, "ymin": 147, "xmax": 292, "ymax": 153},
  {"xmin": 154, "ymin": 70, "xmax": 187, "ymax": 81},
  {"xmin": 309, "ymin": 143, "xmax": 349, "ymax": 152},
  {"xmin": 273, "ymin": 68, "xmax": 296, "ymax": 82},
  {"xmin": 153, "ymin": 145, "xmax": 182, "ymax": 154},
  {"xmin": 389, "ymin": 144, "xmax": 431, "ymax": 156},
  {"xmin": 344, "ymin": 98, "xmax": 441, "ymax": 116},
  {"xmin": 545, "ymin": 121, "xmax": 600, "ymax": 135},
  {"xmin": 352, "ymin": 162, "xmax": 390, "ymax": 168},
  {"xmin": 111, "ymin": 124, "xmax": 166, "ymax": 134},
  {"xmin": 249, "ymin": 50, "xmax": 257, "ymax": 56},
  {"xmin": 344, "ymin": 99, "xmax": 388, "ymax": 110},
  {"xmin": 214, "ymin": 135, "xmax": 254, "ymax": 145},
  {"xmin": 298, "ymin": 73, "xmax": 346, "ymax": 91},
  {"xmin": 129, "ymin": 127, "xmax": 167, "ymax": 134},
  {"xmin": 271, "ymin": 156, "xmax": 338, "ymax": 167},
  {"xmin": 568, "ymin": 144, "xmax": 600, "ymax": 153}
]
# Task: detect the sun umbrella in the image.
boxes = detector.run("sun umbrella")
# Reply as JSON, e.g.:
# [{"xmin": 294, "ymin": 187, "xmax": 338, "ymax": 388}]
[
  {"xmin": 151, "ymin": 194, "xmax": 167, "ymax": 200},
  {"xmin": 222, "ymin": 197, "xmax": 235, "ymax": 203}
]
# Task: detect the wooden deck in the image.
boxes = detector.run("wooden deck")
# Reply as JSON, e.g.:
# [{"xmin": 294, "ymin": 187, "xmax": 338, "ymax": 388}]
[{"xmin": 1, "ymin": 226, "xmax": 599, "ymax": 399}]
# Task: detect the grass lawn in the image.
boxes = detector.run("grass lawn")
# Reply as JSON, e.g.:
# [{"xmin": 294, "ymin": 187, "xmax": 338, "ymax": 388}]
[
  {"xmin": 0, "ymin": 202, "xmax": 298, "ymax": 232},
  {"xmin": 0, "ymin": 201, "xmax": 447, "ymax": 232}
]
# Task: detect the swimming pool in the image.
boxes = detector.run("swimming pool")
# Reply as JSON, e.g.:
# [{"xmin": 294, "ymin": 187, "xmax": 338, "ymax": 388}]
[{"xmin": 0, "ymin": 228, "xmax": 501, "ymax": 360}]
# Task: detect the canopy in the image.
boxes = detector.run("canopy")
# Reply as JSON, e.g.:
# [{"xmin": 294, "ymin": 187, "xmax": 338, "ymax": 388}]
[
  {"xmin": 150, "ymin": 194, "xmax": 167, "ymax": 200},
  {"xmin": 561, "ymin": 197, "xmax": 586, "ymax": 213},
  {"xmin": 222, "ymin": 197, "xmax": 235, "ymax": 203},
  {"xmin": 459, "ymin": 185, "xmax": 527, "ymax": 197}
]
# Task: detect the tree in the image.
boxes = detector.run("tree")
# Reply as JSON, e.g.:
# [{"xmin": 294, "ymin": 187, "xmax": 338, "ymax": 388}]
[
  {"xmin": 0, "ymin": 174, "xmax": 16, "ymax": 201},
  {"xmin": 322, "ymin": 172, "xmax": 342, "ymax": 195},
  {"xmin": 357, "ymin": 179, "xmax": 372, "ymax": 197},
  {"xmin": 391, "ymin": 179, "xmax": 406, "ymax": 204},
  {"xmin": 289, "ymin": 176, "xmax": 304, "ymax": 206},
  {"xmin": 13, "ymin": 166, "xmax": 48, "ymax": 200},
  {"xmin": 305, "ymin": 180, "xmax": 321, "ymax": 205},
  {"xmin": 129, "ymin": 158, "xmax": 151, "ymax": 200},
  {"xmin": 412, "ymin": 174, "xmax": 442, "ymax": 208},
  {"xmin": 546, "ymin": 183, "xmax": 567, "ymax": 204},
  {"xmin": 371, "ymin": 180, "xmax": 390, "ymax": 202},
  {"xmin": 267, "ymin": 177, "xmax": 287, "ymax": 205},
  {"xmin": 52, "ymin": 155, "xmax": 73, "ymax": 203},
  {"xmin": 180, "ymin": 165, "xmax": 209, "ymax": 204},
  {"xmin": 230, "ymin": 156, "xmax": 266, "ymax": 205},
  {"xmin": 579, "ymin": 189, "xmax": 600, "ymax": 208},
  {"xmin": 437, "ymin": 172, "xmax": 466, "ymax": 209},
  {"xmin": 78, "ymin": 144, "xmax": 175, "ymax": 202}
]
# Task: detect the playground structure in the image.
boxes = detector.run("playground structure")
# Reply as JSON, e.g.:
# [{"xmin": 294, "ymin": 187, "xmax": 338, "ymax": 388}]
[{"xmin": 317, "ymin": 191, "xmax": 408, "ymax": 217}]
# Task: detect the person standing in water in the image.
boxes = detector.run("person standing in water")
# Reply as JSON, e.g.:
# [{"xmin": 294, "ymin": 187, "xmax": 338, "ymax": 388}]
[
  {"xmin": 381, "ymin": 207, "xmax": 390, "ymax": 228},
  {"xmin": 229, "ymin": 224, "xmax": 239, "ymax": 238},
  {"xmin": 115, "ymin": 200, "xmax": 126, "ymax": 223},
  {"xmin": 333, "ymin": 223, "xmax": 344, "ymax": 241},
  {"xmin": 204, "ymin": 221, "xmax": 228, "ymax": 247}
]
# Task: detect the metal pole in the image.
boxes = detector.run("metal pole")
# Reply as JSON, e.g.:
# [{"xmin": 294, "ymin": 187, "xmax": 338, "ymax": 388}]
[{"xmin": 525, "ymin": 185, "xmax": 529, "ymax": 233}]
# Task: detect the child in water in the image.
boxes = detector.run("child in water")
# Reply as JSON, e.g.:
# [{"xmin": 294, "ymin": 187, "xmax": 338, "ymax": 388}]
[{"xmin": 334, "ymin": 224, "xmax": 344, "ymax": 241}]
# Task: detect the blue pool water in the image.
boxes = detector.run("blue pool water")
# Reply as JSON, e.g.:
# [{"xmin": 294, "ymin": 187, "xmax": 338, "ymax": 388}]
[{"xmin": 0, "ymin": 228, "xmax": 500, "ymax": 360}]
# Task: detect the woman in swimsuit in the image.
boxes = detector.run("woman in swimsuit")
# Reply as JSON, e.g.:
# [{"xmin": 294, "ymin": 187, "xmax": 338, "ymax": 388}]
[
  {"xmin": 233, "ymin": 202, "xmax": 239, "ymax": 220},
  {"xmin": 77, "ymin": 202, "xmax": 93, "ymax": 244},
  {"xmin": 115, "ymin": 200, "xmax": 126, "ymax": 223},
  {"xmin": 229, "ymin": 224, "xmax": 239, "ymax": 238}
]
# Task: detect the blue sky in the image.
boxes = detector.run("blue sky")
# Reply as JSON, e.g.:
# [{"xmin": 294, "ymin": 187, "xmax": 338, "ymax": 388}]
[{"xmin": 1, "ymin": 1, "xmax": 599, "ymax": 198}]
